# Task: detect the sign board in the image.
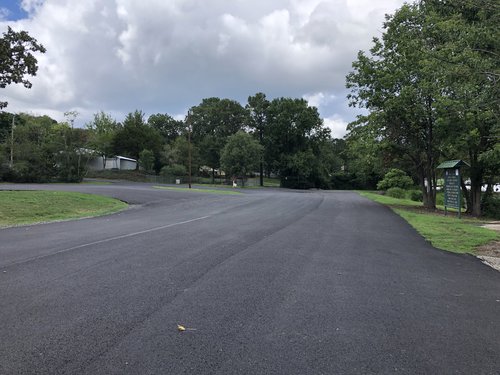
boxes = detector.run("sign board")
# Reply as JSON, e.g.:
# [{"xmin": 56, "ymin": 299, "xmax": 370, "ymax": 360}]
[
  {"xmin": 444, "ymin": 169, "xmax": 461, "ymax": 209},
  {"xmin": 437, "ymin": 160, "xmax": 469, "ymax": 219}
]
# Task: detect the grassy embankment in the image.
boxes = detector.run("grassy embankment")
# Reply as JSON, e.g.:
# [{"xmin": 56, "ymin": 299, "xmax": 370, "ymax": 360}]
[
  {"xmin": 0, "ymin": 191, "xmax": 127, "ymax": 227},
  {"xmin": 358, "ymin": 191, "xmax": 499, "ymax": 254},
  {"xmin": 86, "ymin": 170, "xmax": 282, "ymax": 188}
]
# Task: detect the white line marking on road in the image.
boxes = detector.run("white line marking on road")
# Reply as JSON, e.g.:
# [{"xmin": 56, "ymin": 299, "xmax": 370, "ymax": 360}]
[{"xmin": 3, "ymin": 216, "xmax": 211, "ymax": 268}]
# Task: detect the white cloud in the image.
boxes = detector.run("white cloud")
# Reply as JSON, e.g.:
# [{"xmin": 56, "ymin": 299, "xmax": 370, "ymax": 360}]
[
  {"xmin": 324, "ymin": 115, "xmax": 349, "ymax": 139},
  {"xmin": 21, "ymin": 0, "xmax": 45, "ymax": 15},
  {"xmin": 1, "ymin": 0, "xmax": 405, "ymax": 127},
  {"xmin": 0, "ymin": 8, "xmax": 10, "ymax": 21},
  {"xmin": 303, "ymin": 92, "xmax": 336, "ymax": 108}
]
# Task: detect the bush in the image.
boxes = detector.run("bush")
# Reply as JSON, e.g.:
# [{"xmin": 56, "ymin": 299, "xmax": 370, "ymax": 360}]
[
  {"xmin": 482, "ymin": 194, "xmax": 500, "ymax": 219},
  {"xmin": 377, "ymin": 169, "xmax": 414, "ymax": 190},
  {"xmin": 407, "ymin": 189, "xmax": 423, "ymax": 202},
  {"xmin": 436, "ymin": 192, "xmax": 444, "ymax": 206},
  {"xmin": 139, "ymin": 149, "xmax": 155, "ymax": 173},
  {"xmin": 161, "ymin": 164, "xmax": 187, "ymax": 177},
  {"xmin": 386, "ymin": 187, "xmax": 407, "ymax": 199},
  {"xmin": 85, "ymin": 169, "xmax": 149, "ymax": 182},
  {"xmin": 0, "ymin": 163, "xmax": 14, "ymax": 182}
]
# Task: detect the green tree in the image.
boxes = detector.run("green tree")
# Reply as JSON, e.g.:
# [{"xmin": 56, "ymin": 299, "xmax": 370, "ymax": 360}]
[
  {"xmin": 246, "ymin": 92, "xmax": 269, "ymax": 186},
  {"xmin": 188, "ymin": 98, "xmax": 248, "ymax": 181},
  {"xmin": 423, "ymin": 0, "xmax": 499, "ymax": 216},
  {"xmin": 220, "ymin": 131, "xmax": 263, "ymax": 186},
  {"xmin": 5, "ymin": 113, "xmax": 57, "ymax": 182},
  {"xmin": 139, "ymin": 149, "xmax": 155, "ymax": 173},
  {"xmin": 0, "ymin": 111, "xmax": 15, "ymax": 143},
  {"xmin": 148, "ymin": 113, "xmax": 184, "ymax": 144},
  {"xmin": 161, "ymin": 136, "xmax": 200, "ymax": 176},
  {"xmin": 346, "ymin": 3, "xmax": 448, "ymax": 209},
  {"xmin": 85, "ymin": 111, "xmax": 119, "ymax": 168},
  {"xmin": 266, "ymin": 97, "xmax": 330, "ymax": 187},
  {"xmin": 112, "ymin": 110, "xmax": 162, "ymax": 167},
  {"xmin": 0, "ymin": 27, "xmax": 46, "ymax": 109},
  {"xmin": 1, "ymin": 113, "xmax": 88, "ymax": 182},
  {"xmin": 53, "ymin": 123, "xmax": 89, "ymax": 182},
  {"xmin": 377, "ymin": 168, "xmax": 414, "ymax": 190},
  {"xmin": 343, "ymin": 119, "xmax": 386, "ymax": 189},
  {"xmin": 346, "ymin": 0, "xmax": 498, "ymax": 215}
]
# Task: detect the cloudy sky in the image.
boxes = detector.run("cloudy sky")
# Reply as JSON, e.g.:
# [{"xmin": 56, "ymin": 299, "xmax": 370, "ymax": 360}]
[{"xmin": 1, "ymin": 0, "xmax": 405, "ymax": 137}]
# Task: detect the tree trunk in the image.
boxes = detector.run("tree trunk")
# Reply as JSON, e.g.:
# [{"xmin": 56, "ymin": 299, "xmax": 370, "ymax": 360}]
[
  {"xmin": 469, "ymin": 168, "xmax": 483, "ymax": 217},
  {"xmin": 468, "ymin": 149, "xmax": 484, "ymax": 217},
  {"xmin": 419, "ymin": 165, "xmax": 436, "ymax": 209},
  {"xmin": 460, "ymin": 178, "xmax": 471, "ymax": 214},
  {"xmin": 470, "ymin": 183, "xmax": 482, "ymax": 217}
]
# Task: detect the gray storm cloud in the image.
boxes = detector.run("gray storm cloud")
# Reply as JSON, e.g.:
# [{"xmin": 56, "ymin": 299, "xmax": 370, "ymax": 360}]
[{"xmin": 1, "ymin": 0, "xmax": 404, "ymax": 137}]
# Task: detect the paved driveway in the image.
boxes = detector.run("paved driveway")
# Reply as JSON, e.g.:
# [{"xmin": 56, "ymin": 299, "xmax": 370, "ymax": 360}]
[{"xmin": 1, "ymin": 183, "xmax": 499, "ymax": 374}]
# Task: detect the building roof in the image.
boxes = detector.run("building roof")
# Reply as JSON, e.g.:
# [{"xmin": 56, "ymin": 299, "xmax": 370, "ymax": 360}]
[
  {"xmin": 115, "ymin": 156, "xmax": 137, "ymax": 162},
  {"xmin": 437, "ymin": 160, "xmax": 470, "ymax": 169}
]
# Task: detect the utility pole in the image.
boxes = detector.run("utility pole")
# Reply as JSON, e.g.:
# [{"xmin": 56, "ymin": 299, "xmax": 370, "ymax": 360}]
[
  {"xmin": 9, "ymin": 114, "xmax": 14, "ymax": 168},
  {"xmin": 187, "ymin": 110, "xmax": 192, "ymax": 189}
]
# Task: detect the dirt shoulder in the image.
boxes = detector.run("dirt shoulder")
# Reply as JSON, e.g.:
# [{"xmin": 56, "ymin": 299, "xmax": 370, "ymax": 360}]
[{"xmin": 476, "ymin": 222, "xmax": 500, "ymax": 271}]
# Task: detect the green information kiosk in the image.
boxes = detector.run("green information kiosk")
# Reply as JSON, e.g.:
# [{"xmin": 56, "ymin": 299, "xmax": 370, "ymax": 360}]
[{"xmin": 437, "ymin": 160, "xmax": 470, "ymax": 218}]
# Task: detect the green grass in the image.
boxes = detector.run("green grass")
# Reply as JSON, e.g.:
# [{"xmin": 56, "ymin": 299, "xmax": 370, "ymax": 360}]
[
  {"xmin": 153, "ymin": 186, "xmax": 243, "ymax": 195},
  {"xmin": 0, "ymin": 191, "xmax": 127, "ymax": 227},
  {"xmin": 358, "ymin": 192, "xmax": 422, "ymax": 207},
  {"xmin": 359, "ymin": 191, "xmax": 499, "ymax": 254},
  {"xmin": 47, "ymin": 181, "xmax": 112, "ymax": 185},
  {"xmin": 85, "ymin": 169, "xmax": 149, "ymax": 182},
  {"xmin": 263, "ymin": 177, "xmax": 281, "ymax": 187}
]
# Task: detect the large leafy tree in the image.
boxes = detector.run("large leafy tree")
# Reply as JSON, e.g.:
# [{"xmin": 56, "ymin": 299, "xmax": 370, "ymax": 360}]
[
  {"xmin": 188, "ymin": 98, "xmax": 248, "ymax": 181},
  {"xmin": 53, "ymin": 123, "xmax": 89, "ymax": 182},
  {"xmin": 148, "ymin": 113, "xmax": 184, "ymax": 144},
  {"xmin": 343, "ymin": 121, "xmax": 386, "ymax": 189},
  {"xmin": 346, "ymin": 0, "xmax": 498, "ymax": 215},
  {"xmin": 161, "ymin": 136, "xmax": 200, "ymax": 176},
  {"xmin": 246, "ymin": 92, "xmax": 269, "ymax": 186},
  {"xmin": 85, "ymin": 111, "xmax": 119, "ymax": 168},
  {"xmin": 266, "ymin": 97, "xmax": 331, "ymax": 188},
  {"xmin": 423, "ymin": 0, "xmax": 499, "ymax": 216},
  {"xmin": 220, "ymin": 131, "xmax": 263, "ymax": 186},
  {"xmin": 346, "ymin": 3, "xmax": 447, "ymax": 209},
  {"xmin": 0, "ymin": 27, "xmax": 46, "ymax": 109},
  {"xmin": 112, "ymin": 110, "xmax": 162, "ymax": 164}
]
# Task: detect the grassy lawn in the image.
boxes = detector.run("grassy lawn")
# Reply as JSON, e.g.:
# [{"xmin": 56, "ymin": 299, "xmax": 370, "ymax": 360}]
[
  {"xmin": 0, "ymin": 191, "xmax": 127, "ymax": 227},
  {"xmin": 263, "ymin": 177, "xmax": 281, "ymax": 187},
  {"xmin": 359, "ymin": 191, "xmax": 499, "ymax": 254},
  {"xmin": 153, "ymin": 186, "xmax": 242, "ymax": 195}
]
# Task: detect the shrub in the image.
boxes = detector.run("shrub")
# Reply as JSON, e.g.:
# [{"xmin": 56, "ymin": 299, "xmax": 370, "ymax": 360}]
[
  {"xmin": 0, "ymin": 163, "xmax": 14, "ymax": 182},
  {"xmin": 407, "ymin": 189, "xmax": 423, "ymax": 202},
  {"xmin": 139, "ymin": 149, "xmax": 155, "ymax": 173},
  {"xmin": 386, "ymin": 187, "xmax": 407, "ymax": 199},
  {"xmin": 377, "ymin": 169, "xmax": 414, "ymax": 190},
  {"xmin": 161, "ymin": 164, "xmax": 186, "ymax": 177},
  {"xmin": 482, "ymin": 194, "xmax": 500, "ymax": 219},
  {"xmin": 436, "ymin": 192, "xmax": 444, "ymax": 206}
]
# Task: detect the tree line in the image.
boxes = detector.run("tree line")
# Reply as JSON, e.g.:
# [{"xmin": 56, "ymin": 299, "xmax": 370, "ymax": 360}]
[{"xmin": 0, "ymin": 93, "xmax": 342, "ymax": 188}]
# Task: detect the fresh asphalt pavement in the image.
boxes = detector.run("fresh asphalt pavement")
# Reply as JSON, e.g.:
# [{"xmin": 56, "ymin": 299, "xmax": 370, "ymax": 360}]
[{"xmin": 0, "ymin": 183, "xmax": 499, "ymax": 374}]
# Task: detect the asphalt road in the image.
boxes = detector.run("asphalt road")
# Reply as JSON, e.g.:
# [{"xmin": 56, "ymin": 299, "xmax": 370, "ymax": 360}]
[{"xmin": 1, "ymin": 183, "xmax": 499, "ymax": 374}]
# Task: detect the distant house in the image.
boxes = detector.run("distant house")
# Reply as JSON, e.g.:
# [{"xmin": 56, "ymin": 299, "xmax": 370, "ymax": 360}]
[{"xmin": 88, "ymin": 155, "xmax": 137, "ymax": 171}]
